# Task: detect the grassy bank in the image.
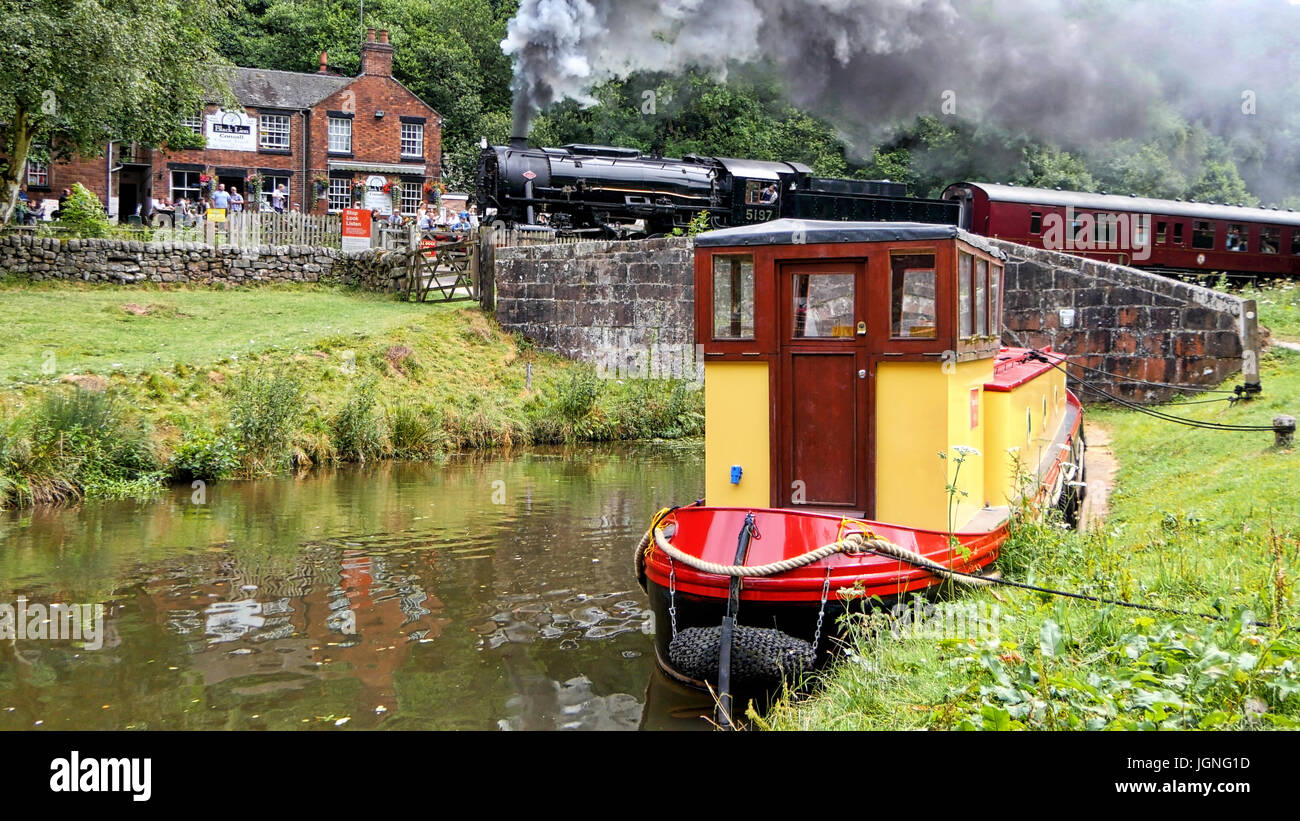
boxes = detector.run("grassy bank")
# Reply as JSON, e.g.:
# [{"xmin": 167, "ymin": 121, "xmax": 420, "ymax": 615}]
[
  {"xmin": 764, "ymin": 351, "xmax": 1299, "ymax": 731},
  {"xmin": 0, "ymin": 282, "xmax": 702, "ymax": 508}
]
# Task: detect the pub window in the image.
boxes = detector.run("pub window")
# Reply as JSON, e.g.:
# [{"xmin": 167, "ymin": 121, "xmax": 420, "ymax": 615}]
[
  {"xmin": 400, "ymin": 180, "xmax": 422, "ymax": 215},
  {"xmin": 1260, "ymin": 226, "xmax": 1279, "ymax": 254},
  {"xmin": 259, "ymin": 114, "xmax": 290, "ymax": 150},
  {"xmin": 401, "ymin": 122, "xmax": 424, "ymax": 158},
  {"xmin": 260, "ymin": 176, "xmax": 291, "ymax": 209},
  {"xmin": 328, "ymin": 117, "xmax": 352, "ymax": 153},
  {"xmin": 712, "ymin": 255, "xmax": 756, "ymax": 340},
  {"xmin": 990, "ymin": 264, "xmax": 1003, "ymax": 336},
  {"xmin": 327, "ymin": 177, "xmax": 351, "ymax": 213},
  {"xmin": 1172, "ymin": 222, "xmax": 1184, "ymax": 244},
  {"xmin": 1192, "ymin": 220, "xmax": 1215, "ymax": 249},
  {"xmin": 958, "ymin": 252, "xmax": 974, "ymax": 339},
  {"xmin": 26, "ymin": 158, "xmax": 49, "ymax": 188},
  {"xmin": 1029, "ymin": 211, "xmax": 1042, "ymax": 234},
  {"xmin": 1227, "ymin": 223, "xmax": 1247, "ymax": 252},
  {"xmin": 891, "ymin": 253, "xmax": 937, "ymax": 339},
  {"xmin": 170, "ymin": 170, "xmax": 202, "ymax": 205},
  {"xmin": 1156, "ymin": 221, "xmax": 1167, "ymax": 244},
  {"xmin": 975, "ymin": 258, "xmax": 989, "ymax": 337},
  {"xmin": 792, "ymin": 273, "xmax": 854, "ymax": 339},
  {"xmin": 181, "ymin": 113, "xmax": 204, "ymax": 135}
]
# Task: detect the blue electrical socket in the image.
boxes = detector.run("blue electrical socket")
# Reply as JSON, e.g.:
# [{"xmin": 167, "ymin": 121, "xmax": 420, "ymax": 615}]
[{"xmin": 729, "ymin": 465, "xmax": 743, "ymax": 484}]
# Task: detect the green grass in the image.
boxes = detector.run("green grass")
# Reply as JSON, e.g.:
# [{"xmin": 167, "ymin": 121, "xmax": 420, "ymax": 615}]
[
  {"xmin": 764, "ymin": 346, "xmax": 1299, "ymax": 731},
  {"xmin": 0, "ymin": 282, "xmax": 436, "ymax": 385},
  {"xmin": 1243, "ymin": 278, "xmax": 1300, "ymax": 341},
  {"xmin": 0, "ymin": 281, "xmax": 703, "ymax": 507}
]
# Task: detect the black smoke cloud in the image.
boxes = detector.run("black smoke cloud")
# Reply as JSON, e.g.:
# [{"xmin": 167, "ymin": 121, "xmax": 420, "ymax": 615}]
[{"xmin": 503, "ymin": 0, "xmax": 1300, "ymax": 195}]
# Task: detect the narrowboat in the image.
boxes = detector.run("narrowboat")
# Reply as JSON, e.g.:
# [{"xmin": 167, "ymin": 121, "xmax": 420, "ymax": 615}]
[{"xmin": 633, "ymin": 220, "xmax": 1085, "ymax": 703}]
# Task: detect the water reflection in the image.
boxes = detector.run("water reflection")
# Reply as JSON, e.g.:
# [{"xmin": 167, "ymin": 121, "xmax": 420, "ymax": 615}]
[{"xmin": 0, "ymin": 442, "xmax": 706, "ymax": 730}]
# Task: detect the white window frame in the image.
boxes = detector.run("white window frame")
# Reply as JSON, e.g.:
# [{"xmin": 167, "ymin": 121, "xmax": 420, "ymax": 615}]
[
  {"xmin": 401, "ymin": 123, "xmax": 424, "ymax": 159},
  {"xmin": 328, "ymin": 117, "xmax": 352, "ymax": 154},
  {"xmin": 26, "ymin": 158, "xmax": 49, "ymax": 188},
  {"xmin": 327, "ymin": 178, "xmax": 351, "ymax": 213},
  {"xmin": 259, "ymin": 114, "xmax": 291, "ymax": 150},
  {"xmin": 170, "ymin": 170, "xmax": 202, "ymax": 205},
  {"xmin": 261, "ymin": 176, "xmax": 292, "ymax": 210},
  {"xmin": 400, "ymin": 180, "xmax": 421, "ymax": 215}
]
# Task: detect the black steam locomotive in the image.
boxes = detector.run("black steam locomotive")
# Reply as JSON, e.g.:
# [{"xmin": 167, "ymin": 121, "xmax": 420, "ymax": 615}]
[{"xmin": 475, "ymin": 139, "xmax": 958, "ymax": 235}]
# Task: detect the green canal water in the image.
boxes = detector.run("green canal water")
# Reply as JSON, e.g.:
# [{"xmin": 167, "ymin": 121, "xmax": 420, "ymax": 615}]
[{"xmin": 0, "ymin": 442, "xmax": 718, "ymax": 730}]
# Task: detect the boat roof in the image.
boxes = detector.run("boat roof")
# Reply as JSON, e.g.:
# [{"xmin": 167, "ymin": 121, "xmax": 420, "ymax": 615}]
[
  {"xmin": 954, "ymin": 181, "xmax": 1300, "ymax": 227},
  {"xmin": 694, "ymin": 219, "xmax": 1006, "ymax": 258}
]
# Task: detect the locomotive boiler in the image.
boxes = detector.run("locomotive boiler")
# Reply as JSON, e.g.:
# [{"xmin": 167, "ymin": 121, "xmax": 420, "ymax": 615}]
[{"xmin": 475, "ymin": 139, "xmax": 959, "ymax": 236}]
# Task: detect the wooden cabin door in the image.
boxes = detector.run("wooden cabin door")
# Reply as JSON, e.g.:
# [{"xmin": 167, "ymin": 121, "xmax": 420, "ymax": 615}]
[{"xmin": 777, "ymin": 259, "xmax": 872, "ymax": 516}]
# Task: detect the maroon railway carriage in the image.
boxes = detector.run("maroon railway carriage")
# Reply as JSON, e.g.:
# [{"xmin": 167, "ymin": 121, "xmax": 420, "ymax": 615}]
[{"xmin": 943, "ymin": 181, "xmax": 1300, "ymax": 278}]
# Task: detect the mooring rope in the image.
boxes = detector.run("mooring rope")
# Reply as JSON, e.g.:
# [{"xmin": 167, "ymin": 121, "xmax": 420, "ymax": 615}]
[{"xmin": 647, "ymin": 524, "xmax": 989, "ymax": 586}]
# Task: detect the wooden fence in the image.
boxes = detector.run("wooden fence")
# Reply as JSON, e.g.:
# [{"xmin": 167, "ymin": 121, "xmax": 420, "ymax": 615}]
[{"xmin": 143, "ymin": 211, "xmax": 343, "ymax": 248}]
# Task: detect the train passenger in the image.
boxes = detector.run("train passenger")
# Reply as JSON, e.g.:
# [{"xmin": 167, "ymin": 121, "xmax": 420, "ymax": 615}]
[{"xmin": 761, "ymin": 184, "xmax": 779, "ymax": 204}]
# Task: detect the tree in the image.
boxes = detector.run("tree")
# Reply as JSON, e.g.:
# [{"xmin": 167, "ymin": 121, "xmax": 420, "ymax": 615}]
[{"xmin": 0, "ymin": 0, "xmax": 232, "ymax": 223}]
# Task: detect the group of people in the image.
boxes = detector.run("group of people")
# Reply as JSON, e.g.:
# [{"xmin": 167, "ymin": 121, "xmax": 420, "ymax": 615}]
[
  {"xmin": 401, "ymin": 204, "xmax": 478, "ymax": 233},
  {"xmin": 147, "ymin": 182, "xmax": 300, "ymax": 228},
  {"xmin": 8, "ymin": 186, "xmax": 71, "ymax": 225}
]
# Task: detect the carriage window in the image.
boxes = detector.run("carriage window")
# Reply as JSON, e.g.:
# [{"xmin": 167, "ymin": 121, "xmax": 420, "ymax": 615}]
[
  {"xmin": 958, "ymin": 252, "xmax": 974, "ymax": 339},
  {"xmin": 711, "ymin": 255, "xmax": 755, "ymax": 340},
  {"xmin": 975, "ymin": 258, "xmax": 989, "ymax": 337},
  {"xmin": 1227, "ymin": 224, "xmax": 1247, "ymax": 252},
  {"xmin": 1133, "ymin": 215, "xmax": 1150, "ymax": 248},
  {"xmin": 1156, "ymin": 221, "xmax": 1167, "ymax": 244},
  {"xmin": 891, "ymin": 253, "xmax": 937, "ymax": 339},
  {"xmin": 1193, "ymin": 221, "xmax": 1216, "ymax": 249},
  {"xmin": 1029, "ymin": 212, "xmax": 1042, "ymax": 234},
  {"xmin": 1172, "ymin": 223, "xmax": 1184, "ymax": 244},
  {"xmin": 1291, "ymin": 230, "xmax": 1300, "ymax": 256},
  {"xmin": 990, "ymin": 264, "xmax": 1002, "ymax": 337},
  {"xmin": 1260, "ymin": 227, "xmax": 1279, "ymax": 254},
  {"xmin": 792, "ymin": 273, "xmax": 854, "ymax": 338}
]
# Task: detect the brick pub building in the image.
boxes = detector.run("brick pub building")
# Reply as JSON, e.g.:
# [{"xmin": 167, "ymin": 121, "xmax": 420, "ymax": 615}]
[{"xmin": 17, "ymin": 29, "xmax": 442, "ymax": 220}]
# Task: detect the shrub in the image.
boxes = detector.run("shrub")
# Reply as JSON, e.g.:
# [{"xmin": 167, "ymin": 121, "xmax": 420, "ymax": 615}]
[
  {"xmin": 57, "ymin": 183, "xmax": 113, "ymax": 239},
  {"xmin": 229, "ymin": 369, "xmax": 303, "ymax": 474},
  {"xmin": 389, "ymin": 402, "xmax": 444, "ymax": 458},
  {"xmin": 171, "ymin": 426, "xmax": 240, "ymax": 481},
  {"xmin": 331, "ymin": 378, "xmax": 385, "ymax": 462}
]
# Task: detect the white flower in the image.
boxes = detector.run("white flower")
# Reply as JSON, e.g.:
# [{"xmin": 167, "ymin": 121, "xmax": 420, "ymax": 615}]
[{"xmin": 952, "ymin": 445, "xmax": 982, "ymax": 457}]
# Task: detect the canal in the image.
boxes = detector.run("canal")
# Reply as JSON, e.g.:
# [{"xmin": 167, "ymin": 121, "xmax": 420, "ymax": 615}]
[{"xmin": 0, "ymin": 441, "xmax": 717, "ymax": 730}]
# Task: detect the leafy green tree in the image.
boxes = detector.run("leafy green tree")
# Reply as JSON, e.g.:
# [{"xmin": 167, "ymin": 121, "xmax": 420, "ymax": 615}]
[{"xmin": 0, "ymin": 0, "xmax": 232, "ymax": 223}]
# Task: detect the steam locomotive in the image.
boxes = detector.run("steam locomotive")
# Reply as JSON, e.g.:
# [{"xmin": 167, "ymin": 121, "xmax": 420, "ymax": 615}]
[{"xmin": 475, "ymin": 138, "xmax": 958, "ymax": 235}]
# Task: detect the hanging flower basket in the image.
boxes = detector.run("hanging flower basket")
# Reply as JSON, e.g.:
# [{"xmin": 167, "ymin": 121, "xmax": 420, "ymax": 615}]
[
  {"xmin": 313, "ymin": 176, "xmax": 329, "ymax": 198},
  {"xmin": 351, "ymin": 179, "xmax": 367, "ymax": 202}
]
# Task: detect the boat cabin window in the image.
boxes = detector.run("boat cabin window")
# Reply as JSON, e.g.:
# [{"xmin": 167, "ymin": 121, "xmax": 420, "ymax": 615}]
[
  {"xmin": 1193, "ymin": 220, "xmax": 1216, "ymax": 250},
  {"xmin": 958, "ymin": 252, "xmax": 974, "ymax": 339},
  {"xmin": 990, "ymin": 264, "xmax": 1002, "ymax": 337},
  {"xmin": 975, "ymin": 258, "xmax": 989, "ymax": 337},
  {"xmin": 1260, "ymin": 226, "xmax": 1279, "ymax": 254},
  {"xmin": 711, "ymin": 255, "xmax": 756, "ymax": 340},
  {"xmin": 890, "ymin": 253, "xmax": 937, "ymax": 339},
  {"xmin": 792, "ymin": 273, "xmax": 854, "ymax": 338}
]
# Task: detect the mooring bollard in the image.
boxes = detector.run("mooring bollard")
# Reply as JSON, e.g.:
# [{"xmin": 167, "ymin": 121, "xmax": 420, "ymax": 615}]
[{"xmin": 1275, "ymin": 415, "xmax": 1296, "ymax": 448}]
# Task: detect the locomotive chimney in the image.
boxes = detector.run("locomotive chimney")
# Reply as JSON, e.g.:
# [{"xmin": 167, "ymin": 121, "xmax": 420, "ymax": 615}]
[{"xmin": 508, "ymin": 136, "xmax": 528, "ymax": 150}]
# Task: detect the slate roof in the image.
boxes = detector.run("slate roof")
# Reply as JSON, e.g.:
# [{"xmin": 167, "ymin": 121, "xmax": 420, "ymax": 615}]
[{"xmin": 226, "ymin": 67, "xmax": 353, "ymax": 110}]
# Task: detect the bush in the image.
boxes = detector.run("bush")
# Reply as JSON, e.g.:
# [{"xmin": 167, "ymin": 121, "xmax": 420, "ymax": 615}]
[
  {"xmin": 57, "ymin": 183, "xmax": 113, "ymax": 239},
  {"xmin": 389, "ymin": 402, "xmax": 444, "ymax": 458},
  {"xmin": 229, "ymin": 369, "xmax": 303, "ymax": 474},
  {"xmin": 171, "ymin": 426, "xmax": 240, "ymax": 481},
  {"xmin": 331, "ymin": 378, "xmax": 385, "ymax": 462}
]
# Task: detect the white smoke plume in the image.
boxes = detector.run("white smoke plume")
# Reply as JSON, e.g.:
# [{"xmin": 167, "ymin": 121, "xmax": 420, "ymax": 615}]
[{"xmin": 503, "ymin": 0, "xmax": 1300, "ymax": 196}]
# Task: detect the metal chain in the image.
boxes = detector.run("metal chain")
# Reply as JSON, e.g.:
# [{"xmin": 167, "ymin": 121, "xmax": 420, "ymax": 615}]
[
  {"xmin": 811, "ymin": 564, "xmax": 832, "ymax": 651},
  {"xmin": 667, "ymin": 556, "xmax": 679, "ymax": 638}
]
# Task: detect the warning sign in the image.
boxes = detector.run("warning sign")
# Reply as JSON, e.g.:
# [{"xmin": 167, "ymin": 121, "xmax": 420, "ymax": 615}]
[
  {"xmin": 207, "ymin": 208, "xmax": 227, "ymax": 223},
  {"xmin": 341, "ymin": 208, "xmax": 372, "ymax": 252}
]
